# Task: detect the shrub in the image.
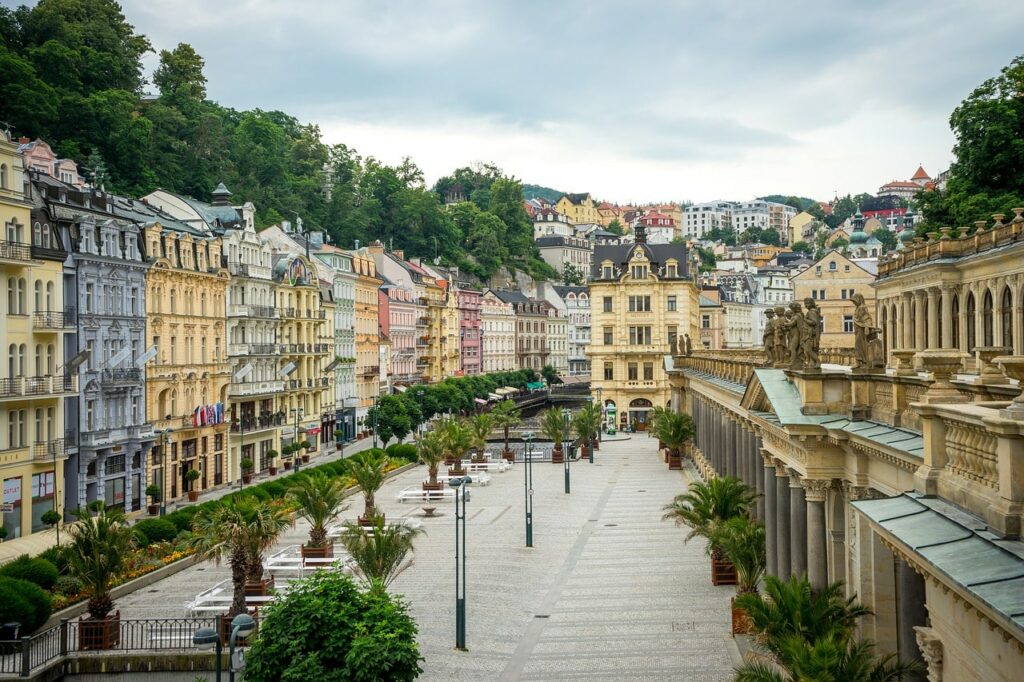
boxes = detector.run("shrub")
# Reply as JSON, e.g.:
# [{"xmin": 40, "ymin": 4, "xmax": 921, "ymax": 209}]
[
  {"xmin": 386, "ymin": 443, "xmax": 417, "ymax": 463},
  {"xmin": 247, "ymin": 487, "xmax": 271, "ymax": 502},
  {"xmin": 133, "ymin": 518, "xmax": 178, "ymax": 545},
  {"xmin": 261, "ymin": 480, "xmax": 287, "ymax": 498},
  {"xmin": 0, "ymin": 554, "xmax": 60, "ymax": 590},
  {"xmin": 54, "ymin": 575, "xmax": 84, "ymax": 596},
  {"xmin": 0, "ymin": 577, "xmax": 53, "ymax": 632},
  {"xmin": 36, "ymin": 546, "xmax": 69, "ymax": 575},
  {"xmin": 166, "ymin": 508, "xmax": 197, "ymax": 533}
]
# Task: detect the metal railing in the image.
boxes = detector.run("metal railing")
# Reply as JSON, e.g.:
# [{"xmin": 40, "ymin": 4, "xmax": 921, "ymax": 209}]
[
  {"xmin": 102, "ymin": 368, "xmax": 142, "ymax": 384},
  {"xmin": 0, "ymin": 616, "xmax": 246, "ymax": 677},
  {"xmin": 0, "ymin": 240, "xmax": 32, "ymax": 262},
  {"xmin": 32, "ymin": 308, "xmax": 77, "ymax": 329},
  {"xmin": 32, "ymin": 439, "xmax": 66, "ymax": 461},
  {"xmin": 0, "ymin": 375, "xmax": 77, "ymax": 398}
]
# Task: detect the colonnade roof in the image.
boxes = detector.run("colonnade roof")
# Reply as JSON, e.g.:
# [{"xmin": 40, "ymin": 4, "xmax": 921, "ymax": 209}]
[{"xmin": 854, "ymin": 493, "xmax": 1024, "ymax": 639}]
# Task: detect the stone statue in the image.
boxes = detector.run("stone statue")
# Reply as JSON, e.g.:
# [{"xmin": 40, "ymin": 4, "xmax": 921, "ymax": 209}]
[
  {"xmin": 852, "ymin": 293, "xmax": 884, "ymax": 369},
  {"xmin": 670, "ymin": 334, "xmax": 680, "ymax": 356},
  {"xmin": 763, "ymin": 308, "xmax": 777, "ymax": 363},
  {"xmin": 684, "ymin": 334, "xmax": 693, "ymax": 355},
  {"xmin": 778, "ymin": 304, "xmax": 801, "ymax": 368},
  {"xmin": 801, "ymin": 298, "xmax": 822, "ymax": 370},
  {"xmin": 772, "ymin": 306, "xmax": 787, "ymax": 366}
]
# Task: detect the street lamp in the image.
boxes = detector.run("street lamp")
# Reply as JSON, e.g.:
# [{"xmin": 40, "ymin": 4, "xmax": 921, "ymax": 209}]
[
  {"xmin": 291, "ymin": 408, "xmax": 306, "ymax": 474},
  {"xmin": 192, "ymin": 613, "xmax": 255, "ymax": 682},
  {"xmin": 371, "ymin": 394, "xmax": 379, "ymax": 449},
  {"xmin": 158, "ymin": 428, "xmax": 172, "ymax": 516},
  {"xmin": 596, "ymin": 386, "xmax": 603, "ymax": 443},
  {"xmin": 522, "ymin": 431, "xmax": 534, "ymax": 548},
  {"xmin": 562, "ymin": 408, "xmax": 571, "ymax": 494},
  {"xmin": 449, "ymin": 475, "xmax": 470, "ymax": 650}
]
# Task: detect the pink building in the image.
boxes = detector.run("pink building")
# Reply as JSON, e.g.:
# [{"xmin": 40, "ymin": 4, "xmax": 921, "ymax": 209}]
[
  {"xmin": 380, "ymin": 278, "xmax": 419, "ymax": 386},
  {"xmin": 18, "ymin": 138, "xmax": 85, "ymax": 187},
  {"xmin": 457, "ymin": 286, "xmax": 482, "ymax": 376}
]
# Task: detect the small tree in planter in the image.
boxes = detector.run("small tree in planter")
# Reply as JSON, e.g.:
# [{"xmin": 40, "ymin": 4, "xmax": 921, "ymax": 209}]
[
  {"xmin": 662, "ymin": 476, "xmax": 757, "ymax": 586},
  {"xmin": 334, "ymin": 429, "xmax": 344, "ymax": 450},
  {"xmin": 417, "ymin": 430, "xmax": 446, "ymax": 491},
  {"xmin": 240, "ymin": 458, "xmax": 255, "ymax": 484},
  {"xmin": 539, "ymin": 408, "xmax": 568, "ymax": 464},
  {"xmin": 349, "ymin": 452, "xmax": 387, "ymax": 526},
  {"xmin": 466, "ymin": 413, "xmax": 492, "ymax": 462},
  {"xmin": 299, "ymin": 440, "xmax": 312, "ymax": 463},
  {"xmin": 708, "ymin": 516, "xmax": 766, "ymax": 634},
  {"xmin": 651, "ymin": 411, "xmax": 695, "ymax": 470},
  {"xmin": 289, "ymin": 473, "xmax": 349, "ymax": 559},
  {"xmin": 267, "ymin": 450, "xmax": 279, "ymax": 475},
  {"xmin": 440, "ymin": 417, "xmax": 471, "ymax": 475},
  {"xmin": 490, "ymin": 400, "xmax": 521, "ymax": 462},
  {"xmin": 65, "ymin": 506, "xmax": 135, "ymax": 649},
  {"xmin": 572, "ymin": 403, "xmax": 601, "ymax": 458},
  {"xmin": 0, "ymin": 526, "xmax": 8, "ymax": 542},
  {"xmin": 282, "ymin": 444, "xmax": 295, "ymax": 470},
  {"xmin": 145, "ymin": 484, "xmax": 161, "ymax": 515},
  {"xmin": 339, "ymin": 516, "xmax": 425, "ymax": 592},
  {"xmin": 185, "ymin": 468, "xmax": 201, "ymax": 502}
]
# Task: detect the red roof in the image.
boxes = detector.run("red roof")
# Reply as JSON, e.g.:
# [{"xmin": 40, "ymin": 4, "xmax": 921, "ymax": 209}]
[
  {"xmin": 911, "ymin": 165, "xmax": 930, "ymax": 181},
  {"xmin": 881, "ymin": 181, "xmax": 919, "ymax": 189}
]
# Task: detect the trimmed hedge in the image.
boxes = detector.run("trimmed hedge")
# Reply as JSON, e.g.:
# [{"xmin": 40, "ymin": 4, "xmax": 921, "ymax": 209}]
[
  {"xmin": 0, "ymin": 577, "xmax": 53, "ymax": 632},
  {"xmin": 386, "ymin": 443, "xmax": 417, "ymax": 463},
  {"xmin": 0, "ymin": 554, "xmax": 60, "ymax": 590},
  {"xmin": 133, "ymin": 518, "xmax": 178, "ymax": 546}
]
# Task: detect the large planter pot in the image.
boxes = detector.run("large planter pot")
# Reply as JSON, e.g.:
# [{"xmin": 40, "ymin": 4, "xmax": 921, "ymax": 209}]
[
  {"xmin": 283, "ymin": 460, "xmax": 292, "ymax": 470},
  {"xmin": 358, "ymin": 513, "xmax": 383, "ymax": 527},
  {"xmin": 551, "ymin": 448, "xmax": 564, "ymax": 464},
  {"xmin": 356, "ymin": 433, "xmax": 364, "ymax": 441},
  {"xmin": 336, "ymin": 443, "xmax": 343, "ymax": 451},
  {"xmin": 245, "ymin": 576, "xmax": 275, "ymax": 597},
  {"xmin": 593, "ymin": 441, "xmax": 599, "ymax": 450},
  {"xmin": 300, "ymin": 544, "xmax": 334, "ymax": 560},
  {"xmin": 444, "ymin": 456, "xmax": 455, "ymax": 466},
  {"xmin": 241, "ymin": 473, "xmax": 253, "ymax": 484},
  {"xmin": 147, "ymin": 504, "xmax": 159, "ymax": 516},
  {"xmin": 78, "ymin": 611, "xmax": 120, "ymax": 650},
  {"xmin": 447, "ymin": 467, "xmax": 466, "ymax": 476},
  {"xmin": 187, "ymin": 490, "xmax": 199, "ymax": 502},
  {"xmin": 301, "ymin": 454, "xmax": 310, "ymax": 464},
  {"xmin": 422, "ymin": 481, "xmax": 444, "ymax": 491},
  {"xmin": 668, "ymin": 451, "xmax": 682, "ymax": 470},
  {"xmin": 711, "ymin": 554, "xmax": 738, "ymax": 586},
  {"xmin": 502, "ymin": 449, "xmax": 515, "ymax": 463},
  {"xmin": 268, "ymin": 466, "xmax": 277, "ymax": 476},
  {"xmin": 731, "ymin": 597, "xmax": 753, "ymax": 635}
]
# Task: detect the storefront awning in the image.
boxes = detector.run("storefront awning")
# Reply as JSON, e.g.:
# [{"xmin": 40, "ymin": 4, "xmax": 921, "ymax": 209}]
[
  {"xmin": 474, "ymin": 398, "xmax": 487, "ymax": 405},
  {"xmin": 526, "ymin": 381, "xmax": 545, "ymax": 391}
]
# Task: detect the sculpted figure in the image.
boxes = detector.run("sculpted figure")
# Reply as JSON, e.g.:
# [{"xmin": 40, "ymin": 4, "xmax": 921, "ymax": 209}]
[
  {"xmin": 786, "ymin": 301, "xmax": 805, "ymax": 368},
  {"xmin": 852, "ymin": 293, "xmax": 884, "ymax": 369},
  {"xmin": 772, "ymin": 306, "xmax": 787, "ymax": 365},
  {"xmin": 801, "ymin": 298, "xmax": 821, "ymax": 369},
  {"xmin": 684, "ymin": 333, "xmax": 693, "ymax": 356},
  {"xmin": 763, "ymin": 309, "xmax": 777, "ymax": 362}
]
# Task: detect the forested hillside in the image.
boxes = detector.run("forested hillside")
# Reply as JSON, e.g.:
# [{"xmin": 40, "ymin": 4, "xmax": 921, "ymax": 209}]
[{"xmin": 0, "ymin": 0, "xmax": 555, "ymax": 281}]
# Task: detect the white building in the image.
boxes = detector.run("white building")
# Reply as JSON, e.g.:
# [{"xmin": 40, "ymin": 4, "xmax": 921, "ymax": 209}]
[
  {"xmin": 550, "ymin": 285, "xmax": 590, "ymax": 376},
  {"xmin": 545, "ymin": 307, "xmax": 568, "ymax": 375},
  {"xmin": 732, "ymin": 200, "xmax": 798, "ymax": 240},
  {"xmin": 533, "ymin": 209, "xmax": 574, "ymax": 239},
  {"xmin": 682, "ymin": 201, "xmax": 735, "ymax": 239},
  {"xmin": 753, "ymin": 266, "xmax": 795, "ymax": 305},
  {"xmin": 480, "ymin": 291, "xmax": 516, "ymax": 373}
]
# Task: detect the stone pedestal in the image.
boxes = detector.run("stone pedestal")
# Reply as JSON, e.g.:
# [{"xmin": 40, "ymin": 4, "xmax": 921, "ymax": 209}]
[
  {"xmin": 994, "ymin": 356, "xmax": 1024, "ymax": 419},
  {"xmin": 916, "ymin": 350, "xmax": 969, "ymax": 404},
  {"xmin": 975, "ymin": 346, "xmax": 1010, "ymax": 385},
  {"xmin": 891, "ymin": 348, "xmax": 918, "ymax": 377}
]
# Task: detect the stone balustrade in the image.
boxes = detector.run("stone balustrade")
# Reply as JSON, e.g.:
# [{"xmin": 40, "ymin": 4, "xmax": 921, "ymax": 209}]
[
  {"xmin": 675, "ymin": 349, "xmax": 768, "ymax": 386},
  {"xmin": 877, "ymin": 208, "xmax": 1024, "ymax": 279}
]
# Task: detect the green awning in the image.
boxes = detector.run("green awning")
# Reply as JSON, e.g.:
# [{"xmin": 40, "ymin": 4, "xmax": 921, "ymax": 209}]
[{"xmin": 526, "ymin": 381, "xmax": 546, "ymax": 390}]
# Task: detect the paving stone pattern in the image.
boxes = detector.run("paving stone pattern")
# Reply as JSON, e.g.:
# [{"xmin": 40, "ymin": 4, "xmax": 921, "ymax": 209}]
[{"xmin": 114, "ymin": 435, "xmax": 740, "ymax": 680}]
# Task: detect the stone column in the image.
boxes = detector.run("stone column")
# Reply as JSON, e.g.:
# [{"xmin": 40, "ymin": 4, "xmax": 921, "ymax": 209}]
[
  {"xmin": 901, "ymin": 292, "xmax": 912, "ymax": 349},
  {"xmin": 896, "ymin": 557, "xmax": 928, "ymax": 677},
  {"xmin": 914, "ymin": 291, "xmax": 926, "ymax": 351},
  {"xmin": 753, "ymin": 435, "xmax": 765, "ymax": 521},
  {"xmin": 926, "ymin": 288, "xmax": 939, "ymax": 350},
  {"xmin": 728, "ymin": 419, "xmax": 738, "ymax": 479},
  {"xmin": 763, "ymin": 451, "xmax": 778, "ymax": 576},
  {"xmin": 723, "ymin": 415, "xmax": 733, "ymax": 477},
  {"xmin": 804, "ymin": 479, "xmax": 830, "ymax": 591},
  {"xmin": 789, "ymin": 472, "xmax": 807, "ymax": 578},
  {"xmin": 940, "ymin": 286, "xmax": 953, "ymax": 348},
  {"xmin": 776, "ymin": 462, "xmax": 791, "ymax": 578}
]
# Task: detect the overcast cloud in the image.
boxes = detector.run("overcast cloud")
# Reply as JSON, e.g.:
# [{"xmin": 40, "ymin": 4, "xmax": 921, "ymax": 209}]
[{"xmin": 39, "ymin": 1, "xmax": 1024, "ymax": 202}]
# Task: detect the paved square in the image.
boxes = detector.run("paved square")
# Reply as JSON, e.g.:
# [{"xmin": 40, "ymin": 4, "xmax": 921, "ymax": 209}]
[{"xmin": 113, "ymin": 434, "xmax": 739, "ymax": 680}]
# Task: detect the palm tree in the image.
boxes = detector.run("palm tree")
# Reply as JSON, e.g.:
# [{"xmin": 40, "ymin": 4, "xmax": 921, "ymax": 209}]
[
  {"xmin": 648, "ymin": 405, "xmax": 670, "ymax": 441},
  {"xmin": 735, "ymin": 634, "xmax": 921, "ymax": 682},
  {"xmin": 349, "ymin": 451, "xmax": 387, "ymax": 520},
  {"xmin": 653, "ymin": 411, "xmax": 695, "ymax": 466},
  {"xmin": 289, "ymin": 472, "xmax": 349, "ymax": 549},
  {"xmin": 440, "ymin": 417, "xmax": 472, "ymax": 473},
  {"xmin": 572, "ymin": 402, "xmax": 601, "ymax": 454},
  {"xmin": 708, "ymin": 516, "xmax": 766, "ymax": 595},
  {"xmin": 188, "ymin": 496, "xmax": 290, "ymax": 616},
  {"xmin": 662, "ymin": 476, "xmax": 757, "ymax": 548},
  {"xmin": 466, "ymin": 413, "xmax": 493, "ymax": 459},
  {"xmin": 417, "ymin": 429, "xmax": 446, "ymax": 487},
  {"xmin": 538, "ymin": 407, "xmax": 568, "ymax": 458},
  {"xmin": 491, "ymin": 400, "xmax": 521, "ymax": 458},
  {"xmin": 339, "ymin": 517, "xmax": 425, "ymax": 592},
  {"xmin": 64, "ymin": 506, "xmax": 135, "ymax": 620}
]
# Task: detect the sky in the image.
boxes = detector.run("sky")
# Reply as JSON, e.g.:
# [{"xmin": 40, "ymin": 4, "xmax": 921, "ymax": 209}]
[{"xmin": 37, "ymin": 1, "xmax": 1024, "ymax": 203}]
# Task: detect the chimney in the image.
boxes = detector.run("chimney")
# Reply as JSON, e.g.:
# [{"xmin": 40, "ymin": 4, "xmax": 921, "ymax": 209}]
[
  {"xmin": 393, "ymin": 249, "xmax": 404, "ymax": 260},
  {"xmin": 367, "ymin": 241, "xmax": 384, "ymax": 255},
  {"xmin": 18, "ymin": 137, "xmax": 30, "ymax": 144}
]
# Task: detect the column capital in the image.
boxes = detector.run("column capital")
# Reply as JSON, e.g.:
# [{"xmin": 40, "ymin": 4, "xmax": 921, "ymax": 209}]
[
  {"xmin": 760, "ymin": 448, "xmax": 774, "ymax": 467},
  {"xmin": 802, "ymin": 478, "xmax": 831, "ymax": 502},
  {"xmin": 841, "ymin": 480, "xmax": 882, "ymax": 501},
  {"xmin": 788, "ymin": 471, "xmax": 805, "ymax": 490},
  {"xmin": 774, "ymin": 461, "xmax": 790, "ymax": 477}
]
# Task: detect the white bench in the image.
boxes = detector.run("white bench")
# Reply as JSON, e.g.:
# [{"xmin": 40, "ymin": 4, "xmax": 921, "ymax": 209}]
[
  {"xmin": 396, "ymin": 487, "xmax": 457, "ymax": 503},
  {"xmin": 431, "ymin": 473, "xmax": 491, "ymax": 486},
  {"xmin": 186, "ymin": 579, "xmax": 283, "ymax": 616},
  {"xmin": 466, "ymin": 460, "xmax": 510, "ymax": 473}
]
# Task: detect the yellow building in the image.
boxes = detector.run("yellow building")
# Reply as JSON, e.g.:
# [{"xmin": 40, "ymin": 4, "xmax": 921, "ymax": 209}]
[
  {"xmin": 144, "ymin": 223, "xmax": 230, "ymax": 502},
  {"xmin": 438, "ymin": 278, "xmax": 461, "ymax": 378},
  {"xmin": 588, "ymin": 227, "xmax": 698, "ymax": 431},
  {"xmin": 555, "ymin": 193, "xmax": 600, "ymax": 225},
  {"xmin": 1, "ymin": 133, "xmax": 75, "ymax": 539},
  {"xmin": 790, "ymin": 250, "xmax": 876, "ymax": 349},
  {"xmin": 273, "ymin": 253, "xmax": 332, "ymax": 458},
  {"xmin": 351, "ymin": 249, "xmax": 381, "ymax": 427}
]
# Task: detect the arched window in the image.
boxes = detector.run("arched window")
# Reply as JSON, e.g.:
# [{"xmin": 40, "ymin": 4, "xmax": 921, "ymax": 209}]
[
  {"xmin": 170, "ymin": 389, "xmax": 178, "ymax": 416},
  {"xmin": 880, "ymin": 306, "xmax": 888, "ymax": 356},
  {"xmin": 33, "ymin": 281, "xmax": 42, "ymax": 312},
  {"xmin": 983, "ymin": 289, "xmax": 994, "ymax": 346},
  {"xmin": 7, "ymin": 344, "xmax": 15, "ymax": 379},
  {"xmin": 16, "ymin": 278, "xmax": 25, "ymax": 314},
  {"xmin": 966, "ymin": 292, "xmax": 976, "ymax": 350},
  {"xmin": 17, "ymin": 344, "xmax": 25, "ymax": 376},
  {"xmin": 936, "ymin": 294, "xmax": 943, "ymax": 349},
  {"xmin": 45, "ymin": 281, "xmax": 53, "ymax": 311},
  {"xmin": 6, "ymin": 277, "xmax": 14, "ymax": 314},
  {"xmin": 0, "ymin": 163, "xmax": 7, "ymax": 189},
  {"xmin": 909, "ymin": 300, "xmax": 917, "ymax": 348},
  {"xmin": 922, "ymin": 298, "xmax": 929, "ymax": 350},
  {"xmin": 169, "ymin": 288, "xmax": 177, "ymax": 313},
  {"xmin": 1002, "ymin": 286, "xmax": 1013, "ymax": 349},
  {"xmin": 200, "ymin": 292, "xmax": 206, "ymax": 316},
  {"xmin": 46, "ymin": 344, "xmax": 54, "ymax": 375},
  {"xmin": 34, "ymin": 344, "xmax": 42, "ymax": 376}
]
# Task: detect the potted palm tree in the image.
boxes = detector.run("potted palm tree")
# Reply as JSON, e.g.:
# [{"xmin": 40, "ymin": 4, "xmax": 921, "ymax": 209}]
[
  {"xmin": 189, "ymin": 495, "xmax": 290, "ymax": 620},
  {"xmin": 539, "ymin": 408, "xmax": 568, "ymax": 464},
  {"xmin": 417, "ymin": 430, "xmax": 446, "ymax": 491},
  {"xmin": 290, "ymin": 472, "xmax": 349, "ymax": 559},
  {"xmin": 441, "ymin": 418, "xmax": 472, "ymax": 475},
  {"xmin": 662, "ymin": 476, "xmax": 757, "ymax": 586},
  {"xmin": 267, "ymin": 449, "xmax": 278, "ymax": 475},
  {"xmin": 66, "ymin": 506, "xmax": 134, "ymax": 650},
  {"xmin": 240, "ymin": 457, "xmax": 254, "ymax": 483},
  {"xmin": 652, "ymin": 411, "xmax": 695, "ymax": 470},
  {"xmin": 467, "ymin": 413, "xmax": 492, "ymax": 462},
  {"xmin": 491, "ymin": 400, "xmax": 521, "ymax": 463},
  {"xmin": 145, "ymin": 484, "xmax": 161, "ymax": 515},
  {"xmin": 708, "ymin": 516, "xmax": 766, "ymax": 634},
  {"xmin": 185, "ymin": 467, "xmax": 201, "ymax": 502},
  {"xmin": 349, "ymin": 452, "xmax": 387, "ymax": 526},
  {"xmin": 572, "ymin": 403, "xmax": 601, "ymax": 459},
  {"xmin": 339, "ymin": 516, "xmax": 425, "ymax": 593}
]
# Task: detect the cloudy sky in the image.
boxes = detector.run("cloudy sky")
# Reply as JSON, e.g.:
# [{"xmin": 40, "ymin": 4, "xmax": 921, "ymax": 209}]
[{"xmin": 97, "ymin": 2, "xmax": 1024, "ymax": 202}]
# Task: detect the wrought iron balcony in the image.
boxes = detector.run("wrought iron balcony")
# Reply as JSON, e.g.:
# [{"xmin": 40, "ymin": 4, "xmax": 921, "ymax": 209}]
[
  {"xmin": 230, "ymin": 412, "xmax": 285, "ymax": 432},
  {"xmin": 228, "ymin": 379, "xmax": 285, "ymax": 398},
  {"xmin": 0, "ymin": 239, "xmax": 32, "ymax": 263},
  {"xmin": 0, "ymin": 375, "xmax": 77, "ymax": 399},
  {"xmin": 101, "ymin": 368, "xmax": 142, "ymax": 385},
  {"xmin": 33, "ymin": 439, "xmax": 68, "ymax": 461},
  {"xmin": 32, "ymin": 308, "xmax": 77, "ymax": 329}
]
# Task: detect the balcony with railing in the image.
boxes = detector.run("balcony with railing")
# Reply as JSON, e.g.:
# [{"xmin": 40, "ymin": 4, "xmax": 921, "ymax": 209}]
[
  {"xmin": 673, "ymin": 349, "xmax": 769, "ymax": 386},
  {"xmin": 278, "ymin": 306, "xmax": 297, "ymax": 318},
  {"xmin": 79, "ymin": 424, "xmax": 153, "ymax": 449},
  {"xmin": 228, "ymin": 379, "xmax": 285, "ymax": 398},
  {"xmin": 230, "ymin": 412, "xmax": 285, "ymax": 432},
  {"xmin": 0, "ymin": 375, "xmax": 78, "ymax": 400},
  {"xmin": 226, "ymin": 260, "xmax": 273, "ymax": 279},
  {"xmin": 101, "ymin": 368, "xmax": 142, "ymax": 386},
  {"xmin": 32, "ymin": 307, "xmax": 77, "ymax": 330},
  {"xmin": 360, "ymin": 365, "xmax": 380, "ymax": 377},
  {"xmin": 33, "ymin": 439, "xmax": 68, "ymax": 461},
  {"xmin": 0, "ymin": 239, "xmax": 32, "ymax": 263},
  {"xmin": 227, "ymin": 342, "xmax": 278, "ymax": 356}
]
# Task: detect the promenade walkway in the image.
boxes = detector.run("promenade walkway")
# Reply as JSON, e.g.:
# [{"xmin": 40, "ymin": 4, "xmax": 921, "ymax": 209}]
[{"xmin": 111, "ymin": 434, "xmax": 739, "ymax": 680}]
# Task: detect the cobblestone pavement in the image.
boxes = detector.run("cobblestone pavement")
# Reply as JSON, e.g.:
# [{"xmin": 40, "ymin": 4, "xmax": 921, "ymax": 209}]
[{"xmin": 114, "ymin": 434, "xmax": 740, "ymax": 680}]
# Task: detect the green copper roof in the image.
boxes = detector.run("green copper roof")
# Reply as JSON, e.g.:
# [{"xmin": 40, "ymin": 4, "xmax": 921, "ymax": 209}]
[{"xmin": 853, "ymin": 493, "xmax": 1024, "ymax": 636}]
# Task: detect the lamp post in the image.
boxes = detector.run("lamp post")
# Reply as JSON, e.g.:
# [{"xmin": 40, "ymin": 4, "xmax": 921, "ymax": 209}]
[
  {"xmin": 192, "ymin": 613, "xmax": 255, "ymax": 682},
  {"xmin": 449, "ymin": 475, "xmax": 470, "ymax": 650},
  {"xmin": 523, "ymin": 431, "xmax": 534, "ymax": 548},
  {"xmin": 291, "ymin": 408, "xmax": 305, "ymax": 474},
  {"xmin": 371, "ymin": 394, "xmax": 379, "ymax": 449},
  {"xmin": 158, "ymin": 429, "xmax": 171, "ymax": 516},
  {"xmin": 596, "ymin": 386, "xmax": 603, "ymax": 443},
  {"xmin": 562, "ymin": 408, "xmax": 571, "ymax": 494}
]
